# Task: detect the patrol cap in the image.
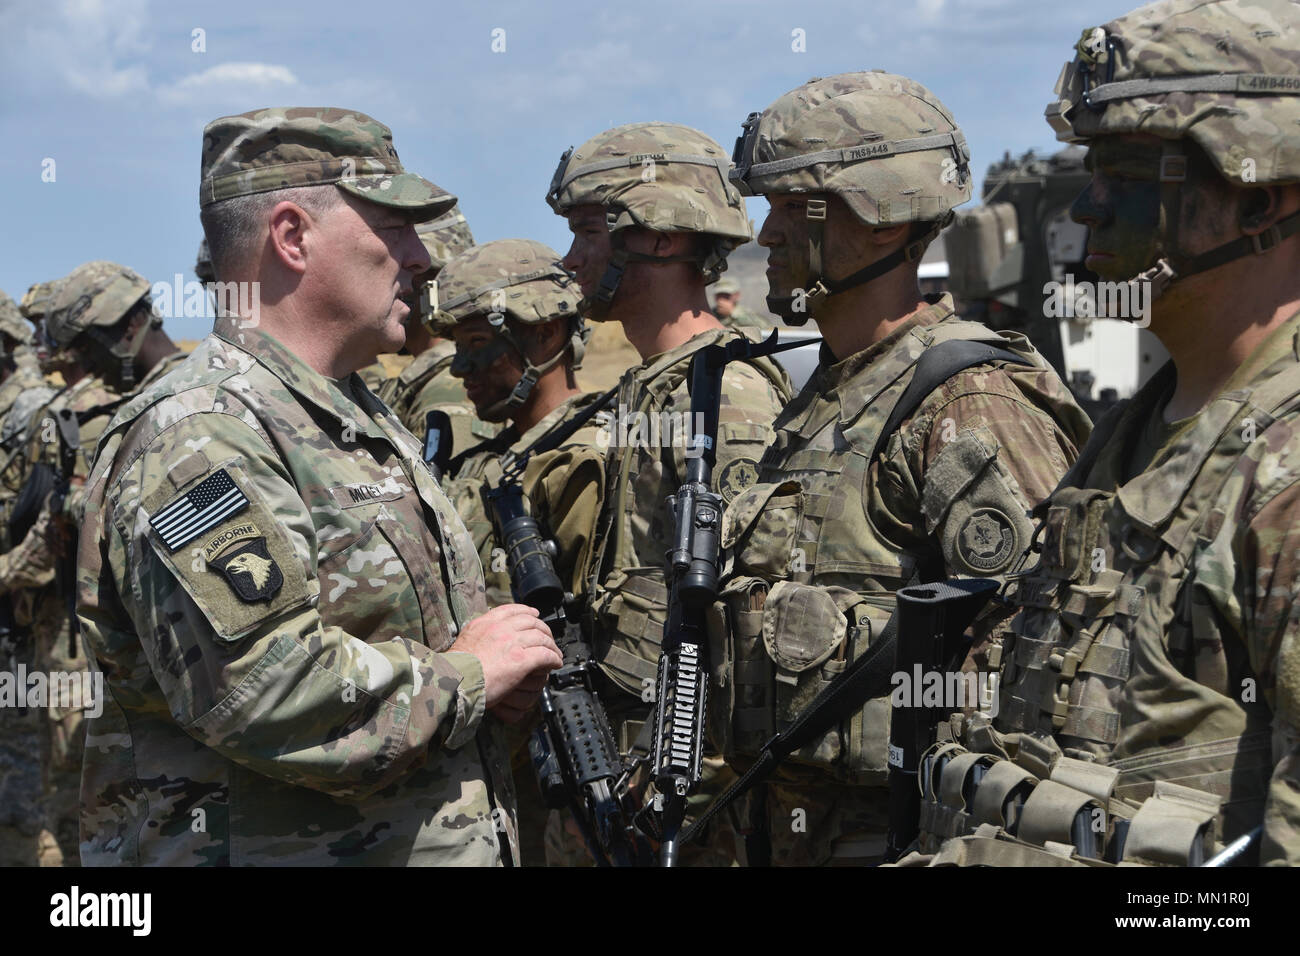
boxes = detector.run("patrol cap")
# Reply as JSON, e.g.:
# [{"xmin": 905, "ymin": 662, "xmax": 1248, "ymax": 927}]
[
  {"xmin": 0, "ymin": 290, "xmax": 31, "ymax": 345},
  {"xmin": 713, "ymin": 277, "xmax": 740, "ymax": 296},
  {"xmin": 46, "ymin": 261, "xmax": 152, "ymax": 348},
  {"xmin": 200, "ymin": 107, "xmax": 457, "ymax": 220}
]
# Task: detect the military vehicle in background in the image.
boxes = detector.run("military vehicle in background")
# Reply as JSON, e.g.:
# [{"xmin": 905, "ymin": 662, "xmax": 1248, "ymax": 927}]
[{"xmin": 945, "ymin": 146, "xmax": 1168, "ymax": 419}]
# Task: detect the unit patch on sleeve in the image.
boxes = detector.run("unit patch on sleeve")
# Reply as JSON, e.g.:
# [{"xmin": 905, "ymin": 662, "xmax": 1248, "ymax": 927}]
[
  {"xmin": 957, "ymin": 507, "xmax": 1017, "ymax": 573},
  {"xmin": 717, "ymin": 457, "xmax": 760, "ymax": 504},
  {"xmin": 208, "ymin": 537, "xmax": 284, "ymax": 602},
  {"xmin": 149, "ymin": 469, "xmax": 250, "ymax": 552}
]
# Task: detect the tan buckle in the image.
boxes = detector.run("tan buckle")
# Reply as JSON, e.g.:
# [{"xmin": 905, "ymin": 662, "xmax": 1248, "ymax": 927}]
[{"xmin": 805, "ymin": 199, "xmax": 827, "ymax": 221}]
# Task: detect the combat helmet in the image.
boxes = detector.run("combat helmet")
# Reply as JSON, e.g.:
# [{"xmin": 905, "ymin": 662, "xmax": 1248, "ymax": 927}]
[
  {"xmin": 46, "ymin": 261, "xmax": 155, "ymax": 388},
  {"xmin": 412, "ymin": 204, "xmax": 476, "ymax": 327},
  {"xmin": 546, "ymin": 122, "xmax": 752, "ymax": 318},
  {"xmin": 1046, "ymin": 0, "xmax": 1300, "ymax": 299},
  {"xmin": 431, "ymin": 238, "xmax": 586, "ymax": 418},
  {"xmin": 730, "ymin": 71, "xmax": 972, "ymax": 322},
  {"xmin": 0, "ymin": 290, "xmax": 31, "ymax": 348}
]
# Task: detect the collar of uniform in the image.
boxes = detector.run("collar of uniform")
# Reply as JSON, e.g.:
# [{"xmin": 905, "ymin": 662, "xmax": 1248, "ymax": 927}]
[
  {"xmin": 817, "ymin": 293, "xmax": 955, "ymax": 394},
  {"xmin": 1113, "ymin": 306, "xmax": 1300, "ymax": 535},
  {"xmin": 213, "ymin": 316, "xmax": 388, "ymax": 441},
  {"xmin": 636, "ymin": 327, "xmax": 729, "ymax": 385},
  {"xmin": 399, "ymin": 339, "xmax": 456, "ymax": 387},
  {"xmin": 132, "ymin": 351, "xmax": 188, "ymax": 395}
]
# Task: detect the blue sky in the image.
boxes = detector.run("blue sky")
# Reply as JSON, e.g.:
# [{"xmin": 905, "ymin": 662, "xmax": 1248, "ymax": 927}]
[{"xmin": 0, "ymin": 0, "xmax": 1137, "ymax": 339}]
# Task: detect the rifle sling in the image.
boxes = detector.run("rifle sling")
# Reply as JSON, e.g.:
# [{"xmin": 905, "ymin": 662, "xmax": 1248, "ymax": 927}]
[{"xmin": 683, "ymin": 339, "xmax": 1030, "ymax": 847}]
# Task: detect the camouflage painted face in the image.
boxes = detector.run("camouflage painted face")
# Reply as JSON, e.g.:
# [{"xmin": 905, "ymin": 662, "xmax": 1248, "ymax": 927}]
[
  {"xmin": 45, "ymin": 261, "xmax": 151, "ymax": 348},
  {"xmin": 1071, "ymin": 138, "xmax": 1166, "ymax": 281},
  {"xmin": 732, "ymin": 71, "xmax": 973, "ymax": 227},
  {"xmin": 1047, "ymin": 0, "xmax": 1300, "ymax": 186},
  {"xmin": 200, "ymin": 107, "xmax": 457, "ymax": 220}
]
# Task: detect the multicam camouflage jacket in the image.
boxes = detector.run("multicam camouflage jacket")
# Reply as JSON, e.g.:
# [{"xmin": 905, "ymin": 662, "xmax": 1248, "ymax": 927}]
[
  {"xmin": 376, "ymin": 338, "xmax": 494, "ymax": 460},
  {"xmin": 963, "ymin": 308, "xmax": 1300, "ymax": 867},
  {"xmin": 76, "ymin": 315, "xmax": 516, "ymax": 866},
  {"xmin": 586, "ymin": 326, "xmax": 792, "ymax": 723},
  {"xmin": 714, "ymin": 293, "xmax": 1091, "ymax": 864},
  {"xmin": 443, "ymin": 391, "xmax": 608, "ymax": 610}
]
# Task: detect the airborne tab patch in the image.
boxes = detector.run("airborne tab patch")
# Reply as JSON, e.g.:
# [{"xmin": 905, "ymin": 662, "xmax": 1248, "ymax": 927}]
[
  {"xmin": 209, "ymin": 538, "xmax": 284, "ymax": 602},
  {"xmin": 150, "ymin": 469, "xmax": 250, "ymax": 552}
]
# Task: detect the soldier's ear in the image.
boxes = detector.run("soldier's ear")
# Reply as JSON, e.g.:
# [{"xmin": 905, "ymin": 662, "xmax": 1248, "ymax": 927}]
[{"xmin": 267, "ymin": 201, "xmax": 311, "ymax": 275}]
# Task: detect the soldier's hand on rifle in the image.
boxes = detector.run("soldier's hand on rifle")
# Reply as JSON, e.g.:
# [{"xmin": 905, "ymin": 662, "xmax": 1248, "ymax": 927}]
[{"xmin": 452, "ymin": 604, "xmax": 562, "ymax": 723}]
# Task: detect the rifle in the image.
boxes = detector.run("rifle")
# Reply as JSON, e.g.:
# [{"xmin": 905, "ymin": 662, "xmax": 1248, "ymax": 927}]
[
  {"xmin": 883, "ymin": 578, "xmax": 998, "ymax": 862},
  {"xmin": 649, "ymin": 329, "xmax": 811, "ymax": 866},
  {"xmin": 482, "ymin": 387, "xmax": 651, "ymax": 866}
]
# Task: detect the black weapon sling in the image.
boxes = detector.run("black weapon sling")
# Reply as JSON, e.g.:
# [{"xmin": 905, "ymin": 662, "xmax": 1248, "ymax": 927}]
[{"xmin": 682, "ymin": 339, "xmax": 1027, "ymax": 847}]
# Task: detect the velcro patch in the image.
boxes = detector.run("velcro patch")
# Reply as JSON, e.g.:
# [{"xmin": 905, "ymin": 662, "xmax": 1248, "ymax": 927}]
[
  {"xmin": 150, "ymin": 469, "xmax": 250, "ymax": 552},
  {"xmin": 717, "ymin": 457, "xmax": 760, "ymax": 504},
  {"xmin": 201, "ymin": 520, "xmax": 262, "ymax": 562},
  {"xmin": 328, "ymin": 476, "xmax": 411, "ymax": 510},
  {"xmin": 209, "ymin": 538, "xmax": 283, "ymax": 603},
  {"xmin": 958, "ymin": 508, "xmax": 1017, "ymax": 573}
]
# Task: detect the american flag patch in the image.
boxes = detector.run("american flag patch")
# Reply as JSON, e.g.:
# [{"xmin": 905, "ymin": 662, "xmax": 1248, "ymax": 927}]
[{"xmin": 150, "ymin": 469, "xmax": 250, "ymax": 552}]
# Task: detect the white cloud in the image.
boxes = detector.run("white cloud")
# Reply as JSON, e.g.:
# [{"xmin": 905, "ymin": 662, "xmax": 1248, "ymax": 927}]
[
  {"xmin": 32, "ymin": 0, "xmax": 154, "ymax": 98},
  {"xmin": 918, "ymin": 0, "xmax": 947, "ymax": 21},
  {"xmin": 158, "ymin": 61, "xmax": 299, "ymax": 104}
]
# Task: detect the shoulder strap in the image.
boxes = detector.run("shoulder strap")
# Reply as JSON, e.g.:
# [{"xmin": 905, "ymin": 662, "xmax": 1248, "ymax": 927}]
[{"xmin": 869, "ymin": 338, "xmax": 1028, "ymax": 462}]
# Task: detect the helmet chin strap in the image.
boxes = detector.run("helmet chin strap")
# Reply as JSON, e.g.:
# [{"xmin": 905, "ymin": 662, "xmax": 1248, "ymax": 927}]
[
  {"xmin": 767, "ymin": 199, "xmax": 945, "ymax": 325},
  {"xmin": 1129, "ymin": 142, "xmax": 1300, "ymax": 306},
  {"xmin": 478, "ymin": 318, "xmax": 570, "ymax": 421},
  {"xmin": 85, "ymin": 311, "xmax": 156, "ymax": 391},
  {"xmin": 581, "ymin": 221, "xmax": 711, "ymax": 321}
]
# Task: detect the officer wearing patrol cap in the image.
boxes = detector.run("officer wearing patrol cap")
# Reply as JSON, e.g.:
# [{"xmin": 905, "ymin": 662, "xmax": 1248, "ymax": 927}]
[
  {"xmin": 710, "ymin": 72, "xmax": 1090, "ymax": 865},
  {"xmin": 548, "ymin": 121, "xmax": 793, "ymax": 865},
  {"xmin": 910, "ymin": 0, "xmax": 1300, "ymax": 868},
  {"xmin": 434, "ymin": 238, "xmax": 607, "ymax": 864},
  {"xmin": 76, "ymin": 107, "xmax": 561, "ymax": 866}
]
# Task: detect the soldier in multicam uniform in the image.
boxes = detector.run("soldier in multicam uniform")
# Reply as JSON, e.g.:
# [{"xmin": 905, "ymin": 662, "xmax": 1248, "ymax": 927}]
[
  {"xmin": 376, "ymin": 206, "xmax": 496, "ymax": 457},
  {"xmin": 711, "ymin": 277, "xmax": 770, "ymax": 333},
  {"xmin": 547, "ymin": 122, "xmax": 794, "ymax": 865},
  {"xmin": 76, "ymin": 107, "xmax": 561, "ymax": 866},
  {"xmin": 712, "ymin": 72, "xmax": 1091, "ymax": 865},
  {"xmin": 434, "ymin": 238, "xmax": 606, "ymax": 864},
  {"xmin": 0, "ymin": 289, "xmax": 53, "ymax": 867},
  {"xmin": 909, "ymin": 0, "xmax": 1300, "ymax": 868},
  {"xmin": 8, "ymin": 262, "xmax": 186, "ymax": 867}
]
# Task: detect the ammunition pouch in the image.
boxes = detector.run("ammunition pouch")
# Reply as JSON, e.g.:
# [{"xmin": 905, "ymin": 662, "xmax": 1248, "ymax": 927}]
[{"xmin": 914, "ymin": 728, "xmax": 1229, "ymax": 866}]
